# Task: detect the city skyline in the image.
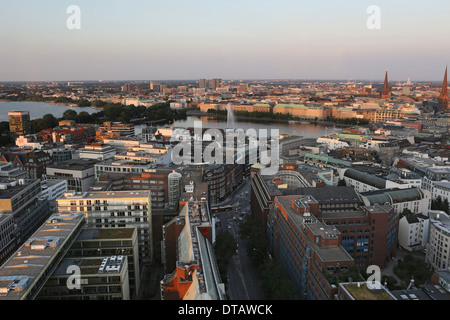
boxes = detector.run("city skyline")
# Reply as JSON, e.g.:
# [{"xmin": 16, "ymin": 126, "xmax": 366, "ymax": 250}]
[{"xmin": 1, "ymin": 0, "xmax": 449, "ymax": 82}]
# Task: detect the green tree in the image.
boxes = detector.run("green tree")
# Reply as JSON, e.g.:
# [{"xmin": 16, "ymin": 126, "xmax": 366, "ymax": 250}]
[
  {"xmin": 77, "ymin": 98, "xmax": 91, "ymax": 107},
  {"xmin": 31, "ymin": 118, "xmax": 47, "ymax": 133},
  {"xmin": 400, "ymin": 208, "xmax": 413, "ymax": 219},
  {"xmin": 76, "ymin": 111, "xmax": 94, "ymax": 124},
  {"xmin": 63, "ymin": 109, "xmax": 78, "ymax": 121},
  {"xmin": 214, "ymin": 232, "xmax": 237, "ymax": 282},
  {"xmin": 42, "ymin": 113, "xmax": 58, "ymax": 128}
]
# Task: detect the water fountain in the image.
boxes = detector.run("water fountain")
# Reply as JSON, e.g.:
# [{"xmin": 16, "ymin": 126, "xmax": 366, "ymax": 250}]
[{"xmin": 226, "ymin": 103, "xmax": 235, "ymax": 128}]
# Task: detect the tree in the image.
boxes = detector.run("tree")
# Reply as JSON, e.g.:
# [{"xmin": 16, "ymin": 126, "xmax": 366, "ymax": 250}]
[
  {"xmin": 214, "ymin": 232, "xmax": 237, "ymax": 282},
  {"xmin": 76, "ymin": 111, "xmax": 94, "ymax": 124},
  {"xmin": 400, "ymin": 208, "xmax": 413, "ymax": 219},
  {"xmin": 42, "ymin": 113, "xmax": 58, "ymax": 128},
  {"xmin": 77, "ymin": 98, "xmax": 91, "ymax": 107},
  {"xmin": 63, "ymin": 109, "xmax": 78, "ymax": 121},
  {"xmin": 431, "ymin": 196, "xmax": 449, "ymax": 214}
]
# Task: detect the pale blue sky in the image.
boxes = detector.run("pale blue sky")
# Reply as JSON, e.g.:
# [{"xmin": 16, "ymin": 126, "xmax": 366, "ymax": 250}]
[{"xmin": 0, "ymin": 0, "xmax": 449, "ymax": 81}]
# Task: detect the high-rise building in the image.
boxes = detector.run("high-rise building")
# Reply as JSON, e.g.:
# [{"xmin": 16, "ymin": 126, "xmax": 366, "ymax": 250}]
[
  {"xmin": 208, "ymin": 78, "xmax": 222, "ymax": 89},
  {"xmin": 56, "ymin": 190, "xmax": 153, "ymax": 263},
  {"xmin": 8, "ymin": 111, "xmax": 31, "ymax": 136},
  {"xmin": 438, "ymin": 66, "xmax": 449, "ymax": 112},
  {"xmin": 381, "ymin": 70, "xmax": 391, "ymax": 99},
  {"xmin": 121, "ymin": 84, "xmax": 132, "ymax": 92},
  {"xmin": 199, "ymin": 79, "xmax": 206, "ymax": 89}
]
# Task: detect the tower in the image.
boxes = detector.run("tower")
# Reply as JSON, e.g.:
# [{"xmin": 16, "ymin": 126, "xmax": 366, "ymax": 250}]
[
  {"xmin": 438, "ymin": 66, "xmax": 449, "ymax": 111},
  {"xmin": 381, "ymin": 70, "xmax": 390, "ymax": 99}
]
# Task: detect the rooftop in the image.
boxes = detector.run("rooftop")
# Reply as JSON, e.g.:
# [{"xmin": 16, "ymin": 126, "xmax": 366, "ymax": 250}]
[
  {"xmin": 0, "ymin": 212, "xmax": 84, "ymax": 300},
  {"xmin": 76, "ymin": 228, "xmax": 136, "ymax": 241},
  {"xmin": 58, "ymin": 190, "xmax": 151, "ymax": 200},
  {"xmin": 276, "ymin": 196, "xmax": 354, "ymax": 263},
  {"xmin": 47, "ymin": 158, "xmax": 98, "ymax": 171},
  {"xmin": 340, "ymin": 282, "xmax": 396, "ymax": 300}
]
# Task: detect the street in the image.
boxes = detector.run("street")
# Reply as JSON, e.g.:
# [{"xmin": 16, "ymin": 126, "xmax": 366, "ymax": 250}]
[{"xmin": 215, "ymin": 179, "xmax": 264, "ymax": 300}]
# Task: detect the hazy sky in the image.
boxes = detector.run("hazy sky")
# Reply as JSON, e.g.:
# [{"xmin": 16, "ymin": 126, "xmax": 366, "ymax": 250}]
[{"xmin": 1, "ymin": 0, "xmax": 449, "ymax": 82}]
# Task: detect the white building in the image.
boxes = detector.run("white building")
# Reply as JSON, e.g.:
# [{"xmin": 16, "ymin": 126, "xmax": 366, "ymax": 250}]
[
  {"xmin": 359, "ymin": 187, "xmax": 431, "ymax": 215},
  {"xmin": 40, "ymin": 179, "xmax": 68, "ymax": 212},
  {"xmin": 422, "ymin": 167, "xmax": 450, "ymax": 192},
  {"xmin": 425, "ymin": 211, "xmax": 450, "ymax": 270},
  {"xmin": 56, "ymin": 190, "xmax": 152, "ymax": 263},
  {"xmin": 79, "ymin": 143, "xmax": 116, "ymax": 161},
  {"xmin": 316, "ymin": 137, "xmax": 349, "ymax": 151},
  {"xmin": 398, "ymin": 213, "xmax": 429, "ymax": 252},
  {"xmin": 431, "ymin": 181, "xmax": 450, "ymax": 207},
  {"xmin": 339, "ymin": 168, "xmax": 416, "ymax": 193},
  {"xmin": 15, "ymin": 135, "xmax": 44, "ymax": 150}
]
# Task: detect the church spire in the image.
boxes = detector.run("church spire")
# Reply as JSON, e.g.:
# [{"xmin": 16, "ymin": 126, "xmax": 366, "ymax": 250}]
[
  {"xmin": 381, "ymin": 69, "xmax": 390, "ymax": 99},
  {"xmin": 438, "ymin": 66, "xmax": 448, "ymax": 111}
]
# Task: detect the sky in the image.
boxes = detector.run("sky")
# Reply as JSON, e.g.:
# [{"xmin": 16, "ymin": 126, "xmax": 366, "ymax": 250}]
[{"xmin": 0, "ymin": 0, "xmax": 449, "ymax": 82}]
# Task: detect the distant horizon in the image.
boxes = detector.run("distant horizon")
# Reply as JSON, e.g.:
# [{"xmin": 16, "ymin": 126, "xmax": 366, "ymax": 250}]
[
  {"xmin": 1, "ymin": 1, "xmax": 449, "ymax": 82},
  {"xmin": 0, "ymin": 77, "xmax": 446, "ymax": 84}
]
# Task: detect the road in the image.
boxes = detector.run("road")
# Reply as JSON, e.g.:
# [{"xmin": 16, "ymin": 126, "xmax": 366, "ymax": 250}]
[{"xmin": 215, "ymin": 179, "xmax": 264, "ymax": 300}]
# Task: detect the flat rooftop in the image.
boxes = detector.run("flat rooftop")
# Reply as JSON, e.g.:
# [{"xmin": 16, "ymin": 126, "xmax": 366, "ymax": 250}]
[
  {"xmin": 58, "ymin": 190, "xmax": 150, "ymax": 200},
  {"xmin": 47, "ymin": 159, "xmax": 98, "ymax": 171},
  {"xmin": 76, "ymin": 228, "xmax": 136, "ymax": 241},
  {"xmin": 276, "ymin": 196, "xmax": 353, "ymax": 263},
  {"xmin": 53, "ymin": 256, "xmax": 126, "ymax": 277},
  {"xmin": 340, "ymin": 282, "xmax": 396, "ymax": 300},
  {"xmin": 0, "ymin": 212, "xmax": 84, "ymax": 300},
  {"xmin": 0, "ymin": 179, "xmax": 39, "ymax": 200}
]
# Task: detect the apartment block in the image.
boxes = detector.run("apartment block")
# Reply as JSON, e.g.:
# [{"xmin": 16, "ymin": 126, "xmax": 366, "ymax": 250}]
[{"xmin": 56, "ymin": 190, "xmax": 153, "ymax": 263}]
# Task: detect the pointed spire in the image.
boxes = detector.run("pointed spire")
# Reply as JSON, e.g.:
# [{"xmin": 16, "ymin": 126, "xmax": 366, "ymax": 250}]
[
  {"xmin": 439, "ymin": 66, "xmax": 449, "ymax": 111},
  {"xmin": 381, "ymin": 69, "xmax": 390, "ymax": 99}
]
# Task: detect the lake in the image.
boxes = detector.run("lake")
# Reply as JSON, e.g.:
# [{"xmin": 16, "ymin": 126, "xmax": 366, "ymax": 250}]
[
  {"xmin": 0, "ymin": 101, "xmax": 99, "ymax": 122},
  {"xmin": 166, "ymin": 116, "xmax": 332, "ymax": 139},
  {"xmin": 0, "ymin": 101, "xmax": 331, "ymax": 139}
]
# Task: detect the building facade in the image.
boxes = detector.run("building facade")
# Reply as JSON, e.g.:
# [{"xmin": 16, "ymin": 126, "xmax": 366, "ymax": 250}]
[{"xmin": 56, "ymin": 190, "xmax": 153, "ymax": 263}]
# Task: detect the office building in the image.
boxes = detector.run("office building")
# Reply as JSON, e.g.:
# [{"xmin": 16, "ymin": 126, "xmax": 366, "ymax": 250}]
[
  {"xmin": 8, "ymin": 111, "xmax": 31, "ymax": 136},
  {"xmin": 46, "ymin": 159, "xmax": 97, "ymax": 193},
  {"xmin": 79, "ymin": 143, "xmax": 116, "ymax": 161},
  {"xmin": 0, "ymin": 178, "xmax": 50, "ymax": 244},
  {"xmin": 0, "ymin": 212, "xmax": 85, "ymax": 300},
  {"xmin": 0, "ymin": 212, "xmax": 19, "ymax": 266},
  {"xmin": 36, "ymin": 255, "xmax": 130, "ymax": 300},
  {"xmin": 66, "ymin": 227, "xmax": 140, "ymax": 298},
  {"xmin": 56, "ymin": 190, "xmax": 153, "ymax": 263},
  {"xmin": 268, "ymin": 195, "xmax": 355, "ymax": 300}
]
